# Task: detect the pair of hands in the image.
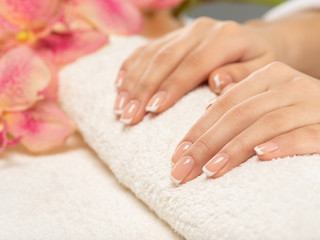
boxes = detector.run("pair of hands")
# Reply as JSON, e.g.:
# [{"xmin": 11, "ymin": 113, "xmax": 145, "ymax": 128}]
[{"xmin": 114, "ymin": 17, "xmax": 320, "ymax": 184}]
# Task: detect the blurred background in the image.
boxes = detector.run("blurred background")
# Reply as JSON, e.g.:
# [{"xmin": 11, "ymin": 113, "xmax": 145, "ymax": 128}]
[{"xmin": 186, "ymin": 2, "xmax": 273, "ymax": 22}]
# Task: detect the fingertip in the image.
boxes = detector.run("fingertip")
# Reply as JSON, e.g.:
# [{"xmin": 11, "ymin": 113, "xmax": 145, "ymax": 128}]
[
  {"xmin": 208, "ymin": 72, "xmax": 233, "ymax": 94},
  {"xmin": 145, "ymin": 91, "xmax": 167, "ymax": 113}
]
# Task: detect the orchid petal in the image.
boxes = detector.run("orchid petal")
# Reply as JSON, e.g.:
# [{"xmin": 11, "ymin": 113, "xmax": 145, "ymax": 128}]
[
  {"xmin": 38, "ymin": 63, "xmax": 59, "ymax": 101},
  {"xmin": 5, "ymin": 100, "xmax": 76, "ymax": 152},
  {"xmin": 33, "ymin": 30, "xmax": 108, "ymax": 66},
  {"xmin": 129, "ymin": 0, "xmax": 185, "ymax": 9},
  {"xmin": 0, "ymin": 46, "xmax": 51, "ymax": 114},
  {"xmin": 0, "ymin": 14, "xmax": 19, "ymax": 39},
  {"xmin": 0, "ymin": 117, "xmax": 8, "ymax": 153},
  {"xmin": 74, "ymin": 0, "xmax": 143, "ymax": 35},
  {"xmin": 0, "ymin": 0, "xmax": 61, "ymax": 29}
]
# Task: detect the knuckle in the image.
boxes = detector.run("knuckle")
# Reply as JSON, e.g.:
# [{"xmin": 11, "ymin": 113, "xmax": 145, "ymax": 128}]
[
  {"xmin": 216, "ymin": 20, "xmax": 241, "ymax": 33},
  {"xmin": 292, "ymin": 76, "xmax": 318, "ymax": 92},
  {"xmin": 229, "ymin": 106, "xmax": 248, "ymax": 122},
  {"xmin": 193, "ymin": 17, "xmax": 214, "ymax": 28},
  {"xmin": 153, "ymin": 48, "xmax": 173, "ymax": 65},
  {"xmin": 132, "ymin": 82, "xmax": 154, "ymax": 96},
  {"xmin": 120, "ymin": 74, "xmax": 138, "ymax": 90},
  {"xmin": 264, "ymin": 113, "xmax": 287, "ymax": 132},
  {"xmin": 264, "ymin": 61, "xmax": 288, "ymax": 72},
  {"xmin": 230, "ymin": 137, "xmax": 248, "ymax": 153},
  {"xmin": 194, "ymin": 138, "xmax": 212, "ymax": 156},
  {"xmin": 184, "ymin": 51, "xmax": 206, "ymax": 68}
]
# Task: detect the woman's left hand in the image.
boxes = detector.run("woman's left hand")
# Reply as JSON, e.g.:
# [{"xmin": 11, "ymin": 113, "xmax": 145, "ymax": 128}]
[{"xmin": 170, "ymin": 62, "xmax": 320, "ymax": 185}]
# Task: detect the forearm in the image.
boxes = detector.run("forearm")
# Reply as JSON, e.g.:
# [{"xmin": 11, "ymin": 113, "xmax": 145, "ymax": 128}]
[{"xmin": 246, "ymin": 10, "xmax": 320, "ymax": 78}]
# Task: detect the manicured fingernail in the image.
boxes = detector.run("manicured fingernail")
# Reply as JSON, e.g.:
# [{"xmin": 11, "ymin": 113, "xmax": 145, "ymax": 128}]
[
  {"xmin": 115, "ymin": 70, "xmax": 125, "ymax": 88},
  {"xmin": 146, "ymin": 91, "xmax": 166, "ymax": 112},
  {"xmin": 170, "ymin": 156, "xmax": 194, "ymax": 185},
  {"xmin": 213, "ymin": 73, "xmax": 232, "ymax": 93},
  {"xmin": 114, "ymin": 91, "xmax": 129, "ymax": 115},
  {"xmin": 203, "ymin": 152, "xmax": 229, "ymax": 177},
  {"xmin": 206, "ymin": 98, "xmax": 217, "ymax": 110},
  {"xmin": 171, "ymin": 141, "xmax": 192, "ymax": 166},
  {"xmin": 254, "ymin": 142, "xmax": 279, "ymax": 155},
  {"xmin": 120, "ymin": 100, "xmax": 140, "ymax": 125}
]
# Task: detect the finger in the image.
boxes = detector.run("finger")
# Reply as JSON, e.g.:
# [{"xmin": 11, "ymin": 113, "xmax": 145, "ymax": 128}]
[
  {"xmin": 145, "ymin": 20, "xmax": 250, "ymax": 114},
  {"xmin": 220, "ymin": 82, "xmax": 236, "ymax": 95},
  {"xmin": 114, "ymin": 33, "xmax": 178, "ymax": 115},
  {"xmin": 116, "ymin": 28, "xmax": 182, "ymax": 87},
  {"xmin": 208, "ymin": 56, "xmax": 269, "ymax": 94},
  {"xmin": 254, "ymin": 124, "xmax": 320, "ymax": 160},
  {"xmin": 119, "ymin": 28, "xmax": 205, "ymax": 125},
  {"xmin": 171, "ymin": 62, "xmax": 294, "ymax": 163},
  {"xmin": 170, "ymin": 93, "xmax": 305, "ymax": 185},
  {"xmin": 205, "ymin": 105, "xmax": 319, "ymax": 179}
]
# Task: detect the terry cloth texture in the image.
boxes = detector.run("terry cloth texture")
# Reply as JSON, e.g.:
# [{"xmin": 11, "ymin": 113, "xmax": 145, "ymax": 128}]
[
  {"xmin": 0, "ymin": 134, "xmax": 183, "ymax": 240},
  {"xmin": 59, "ymin": 36, "xmax": 320, "ymax": 240}
]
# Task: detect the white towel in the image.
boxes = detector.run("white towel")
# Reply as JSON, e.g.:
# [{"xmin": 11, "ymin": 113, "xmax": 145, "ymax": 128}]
[
  {"xmin": 59, "ymin": 36, "xmax": 320, "ymax": 240},
  {"xmin": 0, "ymin": 134, "xmax": 182, "ymax": 239}
]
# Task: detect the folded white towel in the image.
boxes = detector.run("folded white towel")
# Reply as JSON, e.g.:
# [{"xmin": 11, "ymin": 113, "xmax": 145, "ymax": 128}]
[
  {"xmin": 0, "ymin": 134, "xmax": 182, "ymax": 239},
  {"xmin": 59, "ymin": 36, "xmax": 320, "ymax": 240}
]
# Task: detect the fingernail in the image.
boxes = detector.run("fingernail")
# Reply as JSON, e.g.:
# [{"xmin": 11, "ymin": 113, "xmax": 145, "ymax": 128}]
[
  {"xmin": 203, "ymin": 152, "xmax": 229, "ymax": 177},
  {"xmin": 170, "ymin": 156, "xmax": 195, "ymax": 185},
  {"xmin": 146, "ymin": 91, "xmax": 166, "ymax": 112},
  {"xmin": 120, "ymin": 100, "xmax": 140, "ymax": 125},
  {"xmin": 115, "ymin": 70, "xmax": 125, "ymax": 88},
  {"xmin": 254, "ymin": 142, "xmax": 279, "ymax": 155},
  {"xmin": 213, "ymin": 73, "xmax": 232, "ymax": 94},
  {"xmin": 171, "ymin": 141, "xmax": 192, "ymax": 165},
  {"xmin": 206, "ymin": 98, "xmax": 217, "ymax": 110},
  {"xmin": 114, "ymin": 91, "xmax": 129, "ymax": 115}
]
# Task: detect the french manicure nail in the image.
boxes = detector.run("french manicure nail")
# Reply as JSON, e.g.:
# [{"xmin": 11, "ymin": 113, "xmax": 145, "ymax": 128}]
[
  {"xmin": 120, "ymin": 100, "xmax": 140, "ymax": 125},
  {"xmin": 203, "ymin": 152, "xmax": 229, "ymax": 177},
  {"xmin": 146, "ymin": 91, "xmax": 167, "ymax": 112},
  {"xmin": 171, "ymin": 141, "xmax": 192, "ymax": 165},
  {"xmin": 206, "ymin": 98, "xmax": 217, "ymax": 110},
  {"xmin": 115, "ymin": 70, "xmax": 125, "ymax": 88},
  {"xmin": 114, "ymin": 91, "xmax": 129, "ymax": 115},
  {"xmin": 170, "ymin": 156, "xmax": 195, "ymax": 185},
  {"xmin": 254, "ymin": 142, "xmax": 279, "ymax": 155},
  {"xmin": 213, "ymin": 73, "xmax": 232, "ymax": 94}
]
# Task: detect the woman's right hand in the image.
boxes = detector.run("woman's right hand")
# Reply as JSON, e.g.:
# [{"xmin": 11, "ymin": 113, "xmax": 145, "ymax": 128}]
[{"xmin": 114, "ymin": 17, "xmax": 287, "ymax": 125}]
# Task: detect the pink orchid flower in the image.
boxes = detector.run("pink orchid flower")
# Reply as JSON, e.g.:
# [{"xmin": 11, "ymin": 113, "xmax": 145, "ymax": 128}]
[
  {"xmin": 128, "ymin": 0, "xmax": 185, "ymax": 10},
  {"xmin": 0, "ymin": 0, "xmax": 143, "ymax": 153},
  {"xmin": 0, "ymin": 46, "xmax": 75, "ymax": 153},
  {"xmin": 0, "ymin": 0, "xmax": 143, "ymax": 64}
]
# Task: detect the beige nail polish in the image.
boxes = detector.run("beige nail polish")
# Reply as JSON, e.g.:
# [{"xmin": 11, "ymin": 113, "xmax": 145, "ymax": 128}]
[
  {"xmin": 203, "ymin": 153, "xmax": 229, "ymax": 177},
  {"xmin": 146, "ymin": 91, "xmax": 166, "ymax": 112},
  {"xmin": 170, "ymin": 156, "xmax": 194, "ymax": 185},
  {"xmin": 120, "ymin": 100, "xmax": 140, "ymax": 125},
  {"xmin": 254, "ymin": 142, "xmax": 279, "ymax": 155},
  {"xmin": 171, "ymin": 141, "xmax": 192, "ymax": 165},
  {"xmin": 114, "ymin": 91, "xmax": 129, "ymax": 115},
  {"xmin": 213, "ymin": 73, "xmax": 233, "ymax": 94},
  {"xmin": 206, "ymin": 98, "xmax": 217, "ymax": 110}
]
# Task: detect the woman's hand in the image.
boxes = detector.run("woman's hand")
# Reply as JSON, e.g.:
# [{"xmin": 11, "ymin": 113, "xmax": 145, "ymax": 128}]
[
  {"xmin": 114, "ymin": 17, "xmax": 285, "ymax": 125},
  {"xmin": 170, "ymin": 62, "xmax": 320, "ymax": 185}
]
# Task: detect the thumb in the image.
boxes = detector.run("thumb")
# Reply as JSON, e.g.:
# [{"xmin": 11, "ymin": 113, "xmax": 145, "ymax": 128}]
[{"xmin": 208, "ymin": 58, "xmax": 264, "ymax": 94}]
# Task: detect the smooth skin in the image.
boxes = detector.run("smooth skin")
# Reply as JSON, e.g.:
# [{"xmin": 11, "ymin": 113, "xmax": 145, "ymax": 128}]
[
  {"xmin": 114, "ymin": 10, "xmax": 320, "ymax": 125},
  {"xmin": 170, "ymin": 62, "xmax": 320, "ymax": 184},
  {"xmin": 113, "ymin": 9, "xmax": 320, "ymax": 184}
]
